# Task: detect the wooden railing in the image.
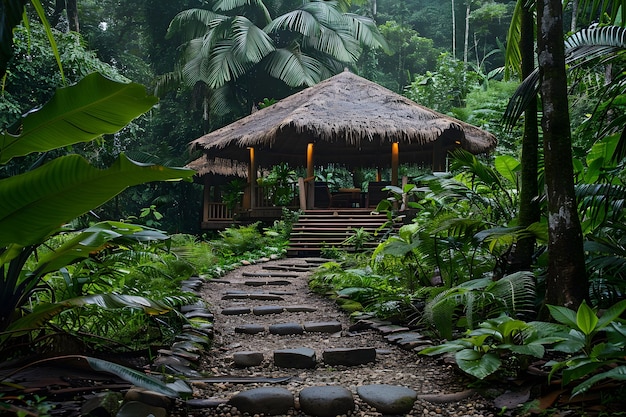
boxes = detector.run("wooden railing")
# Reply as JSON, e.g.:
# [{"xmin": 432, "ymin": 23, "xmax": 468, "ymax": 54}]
[
  {"xmin": 204, "ymin": 202, "xmax": 233, "ymax": 220},
  {"xmin": 253, "ymin": 183, "xmax": 299, "ymax": 208}
]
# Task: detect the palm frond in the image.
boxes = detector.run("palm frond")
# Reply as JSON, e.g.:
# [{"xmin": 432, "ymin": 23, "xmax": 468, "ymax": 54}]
[
  {"xmin": 504, "ymin": 25, "xmax": 626, "ymax": 131},
  {"xmin": 231, "ymin": 16, "xmax": 275, "ymax": 63},
  {"xmin": 263, "ymin": 48, "xmax": 322, "ymax": 87},
  {"xmin": 265, "ymin": 9, "xmax": 322, "ymax": 39},
  {"xmin": 213, "ymin": 0, "xmax": 273, "ymax": 24},
  {"xmin": 565, "ymin": 25, "xmax": 626, "ymax": 68},
  {"xmin": 486, "ymin": 271, "xmax": 536, "ymax": 317},
  {"xmin": 424, "ymin": 272, "xmax": 536, "ymax": 339},
  {"xmin": 576, "ymin": 183, "xmax": 626, "ymax": 226},
  {"xmin": 344, "ymin": 13, "xmax": 389, "ymax": 52},
  {"xmin": 504, "ymin": 0, "xmax": 523, "ymax": 80},
  {"xmin": 205, "ymin": 41, "xmax": 251, "ymax": 88},
  {"xmin": 167, "ymin": 9, "xmax": 222, "ymax": 41},
  {"xmin": 576, "ymin": 0, "xmax": 626, "ymax": 25},
  {"xmin": 502, "ymin": 68, "xmax": 540, "ymax": 130}
]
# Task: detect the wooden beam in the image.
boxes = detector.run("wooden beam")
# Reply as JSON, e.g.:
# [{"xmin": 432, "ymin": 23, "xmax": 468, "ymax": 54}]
[{"xmin": 391, "ymin": 142, "xmax": 399, "ymax": 185}]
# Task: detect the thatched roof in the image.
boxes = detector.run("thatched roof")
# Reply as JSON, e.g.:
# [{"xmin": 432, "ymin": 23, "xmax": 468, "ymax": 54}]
[
  {"xmin": 190, "ymin": 69, "xmax": 497, "ymax": 168},
  {"xmin": 186, "ymin": 155, "xmax": 248, "ymax": 181}
]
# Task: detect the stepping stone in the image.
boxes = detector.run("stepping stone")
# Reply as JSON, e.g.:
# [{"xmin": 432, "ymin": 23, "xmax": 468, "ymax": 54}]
[
  {"xmin": 185, "ymin": 398, "xmax": 228, "ymax": 408},
  {"xmin": 322, "ymin": 347, "xmax": 376, "ymax": 366},
  {"xmin": 244, "ymin": 280, "xmax": 292, "ymax": 286},
  {"xmin": 285, "ymin": 305, "xmax": 317, "ymax": 313},
  {"xmin": 183, "ymin": 326, "xmax": 213, "ymax": 337},
  {"xmin": 269, "ymin": 323, "xmax": 304, "ymax": 335},
  {"xmin": 385, "ymin": 332, "xmax": 427, "ymax": 349},
  {"xmin": 81, "ymin": 392, "xmax": 123, "ymax": 417},
  {"xmin": 157, "ymin": 349, "xmax": 200, "ymax": 362},
  {"xmin": 235, "ymin": 324, "xmax": 265, "ymax": 334},
  {"xmin": 357, "ymin": 384, "xmax": 417, "ymax": 414},
  {"xmin": 124, "ymin": 388, "xmax": 172, "ymax": 409},
  {"xmin": 116, "ymin": 401, "xmax": 166, "ymax": 417},
  {"xmin": 267, "ymin": 290, "xmax": 296, "ymax": 296},
  {"xmin": 180, "ymin": 302, "xmax": 208, "ymax": 313},
  {"xmin": 233, "ymin": 351, "xmax": 264, "ymax": 367},
  {"xmin": 221, "ymin": 307, "xmax": 251, "ymax": 315},
  {"xmin": 184, "ymin": 309, "xmax": 214, "ymax": 319},
  {"xmin": 171, "ymin": 341, "xmax": 203, "ymax": 353},
  {"xmin": 183, "ymin": 322, "xmax": 214, "ymax": 332},
  {"xmin": 153, "ymin": 354, "xmax": 192, "ymax": 368},
  {"xmin": 222, "ymin": 293, "xmax": 284, "ymax": 301},
  {"xmin": 253, "ymin": 305, "xmax": 285, "ymax": 315},
  {"xmin": 208, "ymin": 279, "xmax": 230, "ymax": 284},
  {"xmin": 274, "ymin": 347, "xmax": 316, "ymax": 369},
  {"xmin": 299, "ymin": 386, "xmax": 354, "ymax": 417},
  {"xmin": 174, "ymin": 333, "xmax": 210, "ymax": 347},
  {"xmin": 304, "ymin": 321, "xmax": 342, "ymax": 333},
  {"xmin": 263, "ymin": 265, "xmax": 310, "ymax": 272},
  {"xmin": 242, "ymin": 271, "xmax": 298, "ymax": 278},
  {"xmin": 377, "ymin": 324, "xmax": 411, "ymax": 334},
  {"xmin": 228, "ymin": 387, "xmax": 294, "ymax": 415}
]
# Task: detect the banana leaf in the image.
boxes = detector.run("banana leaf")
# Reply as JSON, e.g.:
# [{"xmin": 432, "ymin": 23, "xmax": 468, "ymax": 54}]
[
  {"xmin": 0, "ymin": 153, "xmax": 193, "ymax": 248},
  {"xmin": 0, "ymin": 72, "xmax": 158, "ymax": 164}
]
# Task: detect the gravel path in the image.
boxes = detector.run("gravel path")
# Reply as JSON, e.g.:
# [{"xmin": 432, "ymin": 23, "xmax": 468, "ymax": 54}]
[{"xmin": 179, "ymin": 258, "xmax": 497, "ymax": 417}]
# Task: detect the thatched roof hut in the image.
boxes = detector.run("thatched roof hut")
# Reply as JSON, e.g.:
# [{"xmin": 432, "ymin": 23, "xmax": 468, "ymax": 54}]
[{"xmin": 190, "ymin": 69, "xmax": 497, "ymax": 170}]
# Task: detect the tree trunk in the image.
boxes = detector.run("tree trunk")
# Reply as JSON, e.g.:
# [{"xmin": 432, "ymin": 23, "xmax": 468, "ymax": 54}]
[
  {"xmin": 570, "ymin": 0, "xmax": 578, "ymax": 32},
  {"xmin": 67, "ymin": 0, "xmax": 79, "ymax": 32},
  {"xmin": 508, "ymin": 1, "xmax": 540, "ymax": 274},
  {"xmin": 464, "ymin": 1, "xmax": 471, "ymax": 65},
  {"xmin": 452, "ymin": 0, "xmax": 456, "ymax": 59},
  {"xmin": 537, "ymin": 0, "xmax": 587, "ymax": 309}
]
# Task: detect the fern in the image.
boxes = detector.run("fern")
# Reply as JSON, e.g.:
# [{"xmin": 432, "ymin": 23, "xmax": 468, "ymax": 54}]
[{"xmin": 424, "ymin": 272, "xmax": 536, "ymax": 339}]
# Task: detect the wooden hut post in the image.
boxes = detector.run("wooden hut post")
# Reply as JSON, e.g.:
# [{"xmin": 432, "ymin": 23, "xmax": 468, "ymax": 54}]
[
  {"xmin": 247, "ymin": 147, "xmax": 257, "ymax": 209},
  {"xmin": 432, "ymin": 138, "xmax": 446, "ymax": 172},
  {"xmin": 306, "ymin": 143, "xmax": 315, "ymax": 209},
  {"xmin": 391, "ymin": 142, "xmax": 399, "ymax": 185},
  {"xmin": 202, "ymin": 176, "xmax": 211, "ymax": 224}
]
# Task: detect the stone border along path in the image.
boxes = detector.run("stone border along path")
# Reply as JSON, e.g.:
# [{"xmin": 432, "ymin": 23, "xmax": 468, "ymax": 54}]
[{"xmin": 120, "ymin": 257, "xmax": 495, "ymax": 417}]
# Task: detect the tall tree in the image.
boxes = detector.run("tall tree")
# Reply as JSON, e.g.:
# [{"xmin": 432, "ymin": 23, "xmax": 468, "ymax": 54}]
[
  {"xmin": 537, "ymin": 0, "xmax": 587, "ymax": 308},
  {"xmin": 505, "ymin": 1, "xmax": 540, "ymax": 273}
]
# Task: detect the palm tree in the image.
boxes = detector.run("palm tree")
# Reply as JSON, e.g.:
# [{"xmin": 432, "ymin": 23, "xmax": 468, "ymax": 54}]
[{"xmin": 160, "ymin": 0, "xmax": 387, "ymax": 125}]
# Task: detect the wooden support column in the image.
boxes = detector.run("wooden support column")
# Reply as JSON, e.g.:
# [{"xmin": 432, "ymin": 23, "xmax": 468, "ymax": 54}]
[
  {"xmin": 306, "ymin": 143, "xmax": 315, "ymax": 209},
  {"xmin": 248, "ymin": 147, "xmax": 257, "ymax": 209},
  {"xmin": 202, "ymin": 176, "xmax": 211, "ymax": 224},
  {"xmin": 307, "ymin": 143, "xmax": 314, "ymax": 179},
  {"xmin": 391, "ymin": 142, "xmax": 399, "ymax": 186},
  {"xmin": 432, "ymin": 138, "xmax": 445, "ymax": 172}
]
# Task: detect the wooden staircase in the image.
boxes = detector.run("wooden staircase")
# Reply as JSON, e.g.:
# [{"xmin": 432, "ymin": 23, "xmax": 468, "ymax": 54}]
[{"xmin": 287, "ymin": 209, "xmax": 392, "ymax": 257}]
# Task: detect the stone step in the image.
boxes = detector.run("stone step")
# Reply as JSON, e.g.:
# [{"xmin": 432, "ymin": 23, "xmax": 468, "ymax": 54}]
[
  {"xmin": 222, "ymin": 305, "xmax": 319, "ymax": 316},
  {"xmin": 244, "ymin": 279, "xmax": 292, "ymax": 286},
  {"xmin": 231, "ymin": 347, "xmax": 377, "ymax": 369},
  {"xmin": 183, "ymin": 384, "xmax": 418, "ymax": 416},
  {"xmin": 242, "ymin": 271, "xmax": 299, "ymax": 278}
]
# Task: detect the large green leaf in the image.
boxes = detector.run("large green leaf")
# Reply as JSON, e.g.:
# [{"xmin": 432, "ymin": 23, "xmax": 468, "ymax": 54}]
[
  {"xmin": 35, "ymin": 221, "xmax": 169, "ymax": 275},
  {"xmin": 0, "ymin": 154, "xmax": 194, "ymax": 247},
  {"xmin": 455, "ymin": 349, "xmax": 501, "ymax": 380},
  {"xmin": 85, "ymin": 357, "xmax": 184, "ymax": 398},
  {"xmin": 4, "ymin": 293, "xmax": 174, "ymax": 340},
  {"xmin": 0, "ymin": 72, "xmax": 158, "ymax": 164}
]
